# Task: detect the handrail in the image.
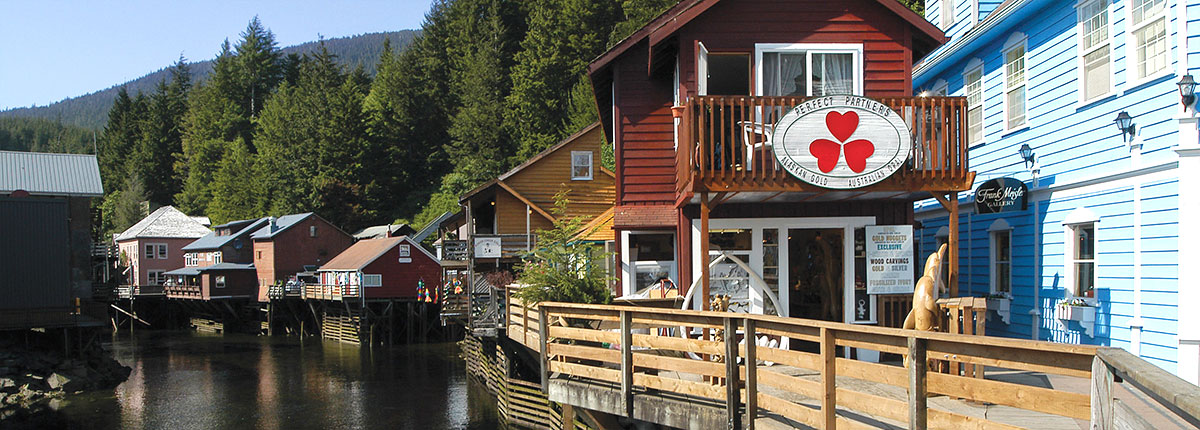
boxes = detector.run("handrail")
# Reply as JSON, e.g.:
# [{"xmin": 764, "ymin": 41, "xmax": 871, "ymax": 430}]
[
  {"xmin": 530, "ymin": 300, "xmax": 1108, "ymax": 429},
  {"xmin": 1093, "ymin": 347, "xmax": 1200, "ymax": 428}
]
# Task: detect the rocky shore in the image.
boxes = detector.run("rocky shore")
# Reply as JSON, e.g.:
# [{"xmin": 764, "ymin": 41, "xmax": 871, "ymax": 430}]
[{"xmin": 0, "ymin": 331, "xmax": 130, "ymax": 419}]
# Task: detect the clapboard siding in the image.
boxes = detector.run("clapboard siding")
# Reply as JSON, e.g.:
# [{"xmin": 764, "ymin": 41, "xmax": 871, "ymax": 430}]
[
  {"xmin": 613, "ymin": 44, "xmax": 675, "ymax": 205},
  {"xmin": 495, "ymin": 191, "xmax": 554, "ymax": 236},
  {"xmin": 502, "ymin": 125, "xmax": 616, "ymax": 221}
]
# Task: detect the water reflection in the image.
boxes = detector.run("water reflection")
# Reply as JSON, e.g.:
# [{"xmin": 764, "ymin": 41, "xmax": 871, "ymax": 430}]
[{"xmin": 4, "ymin": 331, "xmax": 498, "ymax": 430}]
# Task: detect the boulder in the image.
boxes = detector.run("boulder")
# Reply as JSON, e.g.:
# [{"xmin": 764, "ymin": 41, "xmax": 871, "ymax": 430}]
[
  {"xmin": 0, "ymin": 378, "xmax": 14, "ymax": 391},
  {"xmin": 46, "ymin": 373, "xmax": 70, "ymax": 391}
]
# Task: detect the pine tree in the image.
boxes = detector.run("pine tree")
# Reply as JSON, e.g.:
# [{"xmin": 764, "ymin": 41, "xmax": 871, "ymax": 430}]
[
  {"xmin": 235, "ymin": 16, "xmax": 283, "ymax": 123},
  {"xmin": 206, "ymin": 139, "xmax": 262, "ymax": 224},
  {"xmin": 98, "ymin": 87, "xmax": 142, "ymax": 193},
  {"xmin": 608, "ymin": 0, "xmax": 678, "ymax": 46}
]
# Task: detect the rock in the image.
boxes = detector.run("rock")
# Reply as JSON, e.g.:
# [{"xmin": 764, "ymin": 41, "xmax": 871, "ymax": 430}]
[
  {"xmin": 0, "ymin": 378, "xmax": 14, "ymax": 390},
  {"xmin": 46, "ymin": 373, "xmax": 69, "ymax": 391}
]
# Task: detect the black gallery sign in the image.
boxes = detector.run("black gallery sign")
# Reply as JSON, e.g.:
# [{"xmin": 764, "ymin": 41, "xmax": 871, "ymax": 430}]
[{"xmin": 974, "ymin": 177, "xmax": 1028, "ymax": 214}]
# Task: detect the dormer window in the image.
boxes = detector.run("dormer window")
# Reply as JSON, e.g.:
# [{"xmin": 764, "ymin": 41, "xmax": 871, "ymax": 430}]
[{"xmin": 756, "ymin": 44, "xmax": 863, "ymax": 97}]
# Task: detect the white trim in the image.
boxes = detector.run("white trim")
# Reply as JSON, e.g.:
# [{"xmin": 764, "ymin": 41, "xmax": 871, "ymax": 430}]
[
  {"xmin": 986, "ymin": 218, "xmax": 1011, "ymax": 232},
  {"xmin": 619, "ymin": 230, "xmax": 678, "ymax": 297},
  {"xmin": 1063, "ymin": 221, "xmax": 1097, "ymax": 298},
  {"xmin": 963, "ymin": 63, "xmax": 985, "ymax": 146},
  {"xmin": 753, "ymin": 43, "xmax": 864, "ymax": 97},
  {"xmin": 989, "ymin": 228, "xmax": 1012, "ymax": 296},
  {"xmin": 1062, "ymin": 207, "xmax": 1100, "ymax": 225},
  {"xmin": 363, "ymin": 274, "xmax": 382, "ymax": 287},
  {"xmin": 1002, "ymin": 34, "xmax": 1028, "ymax": 132},
  {"xmin": 940, "ymin": 0, "xmax": 956, "ymax": 31},
  {"xmin": 571, "ymin": 150, "xmax": 594, "ymax": 180},
  {"xmin": 1125, "ymin": 0, "xmax": 1171, "ymax": 87},
  {"xmin": 1076, "ymin": 0, "xmax": 1113, "ymax": 104}
]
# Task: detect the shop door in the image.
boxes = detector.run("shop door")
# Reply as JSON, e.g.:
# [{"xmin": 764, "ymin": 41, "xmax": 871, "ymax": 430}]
[{"xmin": 787, "ymin": 228, "xmax": 844, "ymax": 322}]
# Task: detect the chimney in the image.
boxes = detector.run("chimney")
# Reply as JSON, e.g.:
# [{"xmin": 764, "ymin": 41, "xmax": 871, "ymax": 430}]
[{"xmin": 269, "ymin": 217, "xmax": 277, "ymax": 232}]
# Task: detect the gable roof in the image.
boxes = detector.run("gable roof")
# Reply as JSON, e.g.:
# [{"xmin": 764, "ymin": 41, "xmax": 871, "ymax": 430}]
[
  {"xmin": 461, "ymin": 122, "xmax": 604, "ymax": 203},
  {"xmin": 0, "ymin": 150, "xmax": 103, "ymax": 197},
  {"xmin": 319, "ymin": 237, "xmax": 405, "ymax": 271},
  {"xmin": 414, "ymin": 211, "xmax": 456, "ymax": 243},
  {"xmin": 588, "ymin": 0, "xmax": 948, "ymax": 77},
  {"xmin": 115, "ymin": 206, "xmax": 212, "ymax": 241},
  {"xmin": 573, "ymin": 207, "xmax": 615, "ymax": 242},
  {"xmin": 250, "ymin": 213, "xmax": 315, "ymax": 239},
  {"xmin": 353, "ymin": 224, "xmax": 416, "ymax": 240},
  {"xmin": 183, "ymin": 217, "xmax": 269, "ymax": 251},
  {"xmin": 912, "ymin": 0, "xmax": 1026, "ymax": 83}
]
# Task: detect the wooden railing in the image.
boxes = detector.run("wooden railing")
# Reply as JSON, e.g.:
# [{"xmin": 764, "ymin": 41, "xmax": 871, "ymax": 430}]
[
  {"xmin": 677, "ymin": 95, "xmax": 972, "ymax": 194},
  {"xmin": 301, "ymin": 284, "xmax": 361, "ymax": 301},
  {"xmin": 164, "ymin": 284, "xmax": 202, "ymax": 299},
  {"xmin": 441, "ymin": 234, "xmax": 538, "ymax": 262},
  {"xmin": 520, "ymin": 302, "xmax": 1200, "ymax": 429},
  {"xmin": 442, "ymin": 240, "xmax": 469, "ymax": 261}
]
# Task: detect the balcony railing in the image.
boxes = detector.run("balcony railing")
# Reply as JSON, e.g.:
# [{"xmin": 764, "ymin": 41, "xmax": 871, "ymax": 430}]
[
  {"xmin": 164, "ymin": 284, "xmax": 202, "ymax": 299},
  {"xmin": 301, "ymin": 284, "xmax": 361, "ymax": 301},
  {"xmin": 441, "ymin": 234, "xmax": 537, "ymax": 262},
  {"xmin": 677, "ymin": 95, "xmax": 973, "ymax": 195}
]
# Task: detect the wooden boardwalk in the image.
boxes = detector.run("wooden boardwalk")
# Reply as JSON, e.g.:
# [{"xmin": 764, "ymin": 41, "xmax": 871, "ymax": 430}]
[{"xmin": 502, "ymin": 299, "xmax": 1200, "ymax": 429}]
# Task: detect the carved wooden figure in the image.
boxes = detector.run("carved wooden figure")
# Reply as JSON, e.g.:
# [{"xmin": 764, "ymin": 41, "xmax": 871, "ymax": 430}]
[{"xmin": 903, "ymin": 243, "xmax": 947, "ymax": 332}]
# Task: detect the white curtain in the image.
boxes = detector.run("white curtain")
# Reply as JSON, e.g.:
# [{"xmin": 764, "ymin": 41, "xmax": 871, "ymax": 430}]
[
  {"xmin": 813, "ymin": 53, "xmax": 853, "ymax": 95},
  {"xmin": 762, "ymin": 52, "xmax": 807, "ymax": 96}
]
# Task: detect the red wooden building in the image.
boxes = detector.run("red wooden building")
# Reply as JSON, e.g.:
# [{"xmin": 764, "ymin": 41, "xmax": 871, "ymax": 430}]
[
  {"xmin": 309, "ymin": 237, "xmax": 441, "ymax": 301},
  {"xmin": 589, "ymin": 0, "xmax": 973, "ymax": 338},
  {"xmin": 252, "ymin": 213, "xmax": 353, "ymax": 302}
]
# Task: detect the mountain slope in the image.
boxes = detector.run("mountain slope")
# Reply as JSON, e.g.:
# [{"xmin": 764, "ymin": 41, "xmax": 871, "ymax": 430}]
[{"xmin": 0, "ymin": 30, "xmax": 419, "ymax": 130}]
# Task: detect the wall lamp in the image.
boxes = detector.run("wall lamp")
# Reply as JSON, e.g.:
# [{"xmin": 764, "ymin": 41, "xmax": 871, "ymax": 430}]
[
  {"xmin": 1114, "ymin": 111, "xmax": 1136, "ymax": 143},
  {"xmin": 1019, "ymin": 143, "xmax": 1039, "ymax": 176},
  {"xmin": 1179, "ymin": 74, "xmax": 1196, "ymax": 109}
]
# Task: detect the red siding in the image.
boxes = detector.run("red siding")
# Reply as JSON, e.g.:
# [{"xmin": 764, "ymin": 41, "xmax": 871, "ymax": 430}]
[
  {"xmin": 201, "ymin": 270, "xmax": 257, "ymax": 300},
  {"xmin": 614, "ymin": 44, "xmax": 677, "ymax": 206},
  {"xmin": 361, "ymin": 239, "xmax": 442, "ymax": 300},
  {"xmin": 255, "ymin": 215, "xmax": 354, "ymax": 301}
]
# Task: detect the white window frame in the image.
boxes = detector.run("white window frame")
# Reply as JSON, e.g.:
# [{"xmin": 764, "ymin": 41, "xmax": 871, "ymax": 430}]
[
  {"xmin": 988, "ymin": 221, "xmax": 1012, "ymax": 297},
  {"xmin": 147, "ymin": 270, "xmax": 164, "ymax": 285},
  {"xmin": 963, "ymin": 61, "xmax": 984, "ymax": 146},
  {"xmin": 619, "ymin": 231, "xmax": 678, "ymax": 297},
  {"xmin": 144, "ymin": 244, "xmax": 155, "ymax": 259},
  {"xmin": 1002, "ymin": 34, "xmax": 1028, "ymax": 132},
  {"xmin": 213, "ymin": 251, "xmax": 222, "ymax": 264},
  {"xmin": 753, "ymin": 43, "xmax": 864, "ymax": 97},
  {"xmin": 1126, "ymin": 0, "xmax": 1170, "ymax": 86},
  {"xmin": 185, "ymin": 253, "xmax": 195, "ymax": 267},
  {"xmin": 145, "ymin": 243, "xmax": 168, "ymax": 260},
  {"xmin": 941, "ymin": 0, "xmax": 956, "ymax": 30},
  {"xmin": 1076, "ymin": 0, "xmax": 1113, "ymax": 103},
  {"xmin": 571, "ymin": 151, "xmax": 593, "ymax": 180},
  {"xmin": 363, "ymin": 274, "xmax": 382, "ymax": 287},
  {"xmin": 1064, "ymin": 222, "xmax": 1097, "ymax": 297},
  {"xmin": 215, "ymin": 275, "xmax": 226, "ymax": 289},
  {"xmin": 310, "ymin": 225, "xmax": 318, "ymax": 237}
]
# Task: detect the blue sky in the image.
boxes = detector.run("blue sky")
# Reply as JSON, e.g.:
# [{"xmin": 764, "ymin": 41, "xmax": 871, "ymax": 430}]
[{"xmin": 0, "ymin": 0, "xmax": 434, "ymax": 110}]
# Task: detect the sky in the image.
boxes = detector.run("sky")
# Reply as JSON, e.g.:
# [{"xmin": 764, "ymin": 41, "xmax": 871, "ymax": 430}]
[{"xmin": 0, "ymin": 0, "xmax": 435, "ymax": 110}]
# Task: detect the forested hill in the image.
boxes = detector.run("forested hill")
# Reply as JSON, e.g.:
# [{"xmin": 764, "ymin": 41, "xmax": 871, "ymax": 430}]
[{"xmin": 0, "ymin": 30, "xmax": 419, "ymax": 130}]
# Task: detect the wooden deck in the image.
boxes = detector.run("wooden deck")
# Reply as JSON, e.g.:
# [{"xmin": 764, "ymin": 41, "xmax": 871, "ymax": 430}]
[{"xmin": 503, "ymin": 300, "xmax": 1200, "ymax": 429}]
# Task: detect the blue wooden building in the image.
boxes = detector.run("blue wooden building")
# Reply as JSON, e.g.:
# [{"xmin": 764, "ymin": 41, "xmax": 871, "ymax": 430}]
[{"xmin": 913, "ymin": 0, "xmax": 1200, "ymax": 384}]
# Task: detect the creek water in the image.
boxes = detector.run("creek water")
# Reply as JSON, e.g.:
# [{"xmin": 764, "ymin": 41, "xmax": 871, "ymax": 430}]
[{"xmin": 2, "ymin": 331, "xmax": 500, "ymax": 430}]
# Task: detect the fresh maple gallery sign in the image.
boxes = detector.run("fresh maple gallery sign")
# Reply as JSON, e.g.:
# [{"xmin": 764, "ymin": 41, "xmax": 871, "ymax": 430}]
[
  {"xmin": 974, "ymin": 177, "xmax": 1028, "ymax": 214},
  {"xmin": 771, "ymin": 96, "xmax": 912, "ymax": 189}
]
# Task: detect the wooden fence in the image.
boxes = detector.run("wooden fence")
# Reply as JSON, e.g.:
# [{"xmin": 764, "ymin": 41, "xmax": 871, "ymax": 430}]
[
  {"xmin": 460, "ymin": 335, "xmax": 590, "ymax": 430},
  {"xmin": 520, "ymin": 302, "xmax": 1200, "ymax": 429}
]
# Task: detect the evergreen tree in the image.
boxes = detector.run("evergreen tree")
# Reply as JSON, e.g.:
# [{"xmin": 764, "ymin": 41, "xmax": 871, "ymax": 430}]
[
  {"xmin": 505, "ymin": 0, "xmax": 619, "ymax": 159},
  {"xmin": 112, "ymin": 174, "xmax": 148, "ymax": 233},
  {"xmin": 130, "ymin": 59, "xmax": 190, "ymax": 205},
  {"xmin": 98, "ymin": 87, "xmax": 145, "ymax": 193},
  {"xmin": 206, "ymin": 139, "xmax": 261, "ymax": 224},
  {"xmin": 235, "ymin": 16, "xmax": 283, "ymax": 123},
  {"xmin": 176, "ymin": 40, "xmax": 245, "ymax": 215},
  {"xmin": 608, "ymin": 0, "xmax": 678, "ymax": 46}
]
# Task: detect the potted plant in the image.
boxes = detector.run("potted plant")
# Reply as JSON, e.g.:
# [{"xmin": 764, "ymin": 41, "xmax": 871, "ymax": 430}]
[
  {"xmin": 985, "ymin": 293, "xmax": 1011, "ymax": 324},
  {"xmin": 1056, "ymin": 298, "xmax": 1096, "ymax": 336}
]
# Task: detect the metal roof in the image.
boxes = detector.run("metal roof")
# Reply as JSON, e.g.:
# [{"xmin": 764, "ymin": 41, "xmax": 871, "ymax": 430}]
[
  {"xmin": 250, "ymin": 213, "xmax": 314, "ymax": 239},
  {"xmin": 320, "ymin": 237, "xmax": 406, "ymax": 271},
  {"xmin": 413, "ymin": 211, "xmax": 455, "ymax": 243},
  {"xmin": 164, "ymin": 267, "xmax": 201, "ymax": 276},
  {"xmin": 353, "ymin": 224, "xmax": 415, "ymax": 240},
  {"xmin": 115, "ymin": 206, "xmax": 212, "ymax": 241},
  {"xmin": 197, "ymin": 262, "xmax": 255, "ymax": 272},
  {"xmin": 0, "ymin": 150, "xmax": 103, "ymax": 197},
  {"xmin": 182, "ymin": 218, "xmax": 268, "ymax": 251}
]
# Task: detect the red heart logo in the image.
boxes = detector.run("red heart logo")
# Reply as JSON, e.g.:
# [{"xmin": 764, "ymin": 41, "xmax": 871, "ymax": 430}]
[
  {"xmin": 826, "ymin": 111, "xmax": 858, "ymax": 142},
  {"xmin": 809, "ymin": 139, "xmax": 841, "ymax": 173},
  {"xmin": 842, "ymin": 139, "xmax": 875, "ymax": 173}
]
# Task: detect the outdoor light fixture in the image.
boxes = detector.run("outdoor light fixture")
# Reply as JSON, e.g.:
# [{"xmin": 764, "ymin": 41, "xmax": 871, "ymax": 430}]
[
  {"xmin": 1114, "ymin": 111, "xmax": 1136, "ymax": 142},
  {"xmin": 1019, "ymin": 143, "xmax": 1034, "ymax": 167},
  {"xmin": 1179, "ymin": 74, "xmax": 1197, "ymax": 109}
]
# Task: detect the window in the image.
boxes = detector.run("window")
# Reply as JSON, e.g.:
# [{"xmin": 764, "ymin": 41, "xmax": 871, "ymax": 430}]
[
  {"xmin": 215, "ymin": 276, "xmax": 226, "ymax": 289},
  {"xmin": 1078, "ymin": 0, "xmax": 1111, "ymax": 101},
  {"xmin": 185, "ymin": 253, "xmax": 196, "ymax": 267},
  {"xmin": 941, "ymin": 0, "xmax": 956, "ymax": 30},
  {"xmin": 1003, "ymin": 41, "xmax": 1027, "ymax": 130},
  {"xmin": 145, "ymin": 244, "xmax": 154, "ymax": 259},
  {"xmin": 759, "ymin": 45, "xmax": 862, "ymax": 97},
  {"xmin": 363, "ymin": 274, "xmax": 382, "ymax": 287},
  {"xmin": 964, "ymin": 67, "xmax": 984, "ymax": 145},
  {"xmin": 990, "ymin": 230, "xmax": 1011, "ymax": 295},
  {"xmin": 145, "ymin": 243, "xmax": 167, "ymax": 260},
  {"xmin": 704, "ymin": 53, "xmax": 751, "ymax": 96},
  {"xmin": 1129, "ymin": 0, "xmax": 1167, "ymax": 81},
  {"xmin": 623, "ymin": 232, "xmax": 677, "ymax": 297},
  {"xmin": 1068, "ymin": 223, "xmax": 1096, "ymax": 297},
  {"xmin": 213, "ymin": 251, "xmax": 222, "ymax": 264},
  {"xmin": 310, "ymin": 225, "xmax": 318, "ymax": 237},
  {"xmin": 571, "ymin": 151, "xmax": 593, "ymax": 180},
  {"xmin": 147, "ymin": 270, "xmax": 164, "ymax": 285},
  {"xmin": 256, "ymin": 250, "xmax": 263, "ymax": 260}
]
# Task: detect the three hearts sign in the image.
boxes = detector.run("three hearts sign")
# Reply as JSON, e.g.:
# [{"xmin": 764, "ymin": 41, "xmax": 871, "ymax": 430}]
[{"xmin": 771, "ymin": 95, "xmax": 912, "ymax": 190}]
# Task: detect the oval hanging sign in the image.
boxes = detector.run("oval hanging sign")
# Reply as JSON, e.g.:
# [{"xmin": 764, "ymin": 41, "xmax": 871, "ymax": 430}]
[
  {"xmin": 974, "ymin": 177, "xmax": 1027, "ymax": 214},
  {"xmin": 771, "ymin": 95, "xmax": 912, "ymax": 189}
]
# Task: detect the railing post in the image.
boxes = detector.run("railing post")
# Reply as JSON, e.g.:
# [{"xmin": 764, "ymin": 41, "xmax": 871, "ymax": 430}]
[
  {"xmin": 725, "ymin": 317, "xmax": 740, "ymax": 430},
  {"xmin": 744, "ymin": 318, "xmax": 757, "ymax": 430},
  {"xmin": 620, "ymin": 310, "xmax": 633, "ymax": 417},
  {"xmin": 539, "ymin": 306, "xmax": 549, "ymax": 392},
  {"xmin": 908, "ymin": 337, "xmax": 928, "ymax": 430},
  {"xmin": 821, "ymin": 327, "xmax": 836, "ymax": 429},
  {"xmin": 1090, "ymin": 355, "xmax": 1114, "ymax": 429}
]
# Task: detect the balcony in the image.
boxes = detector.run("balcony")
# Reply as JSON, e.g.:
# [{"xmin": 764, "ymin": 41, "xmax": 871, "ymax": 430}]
[
  {"xmin": 440, "ymin": 234, "xmax": 537, "ymax": 262},
  {"xmin": 301, "ymin": 284, "xmax": 361, "ymax": 301},
  {"xmin": 164, "ymin": 284, "xmax": 202, "ymax": 299},
  {"xmin": 676, "ymin": 96, "xmax": 974, "ymax": 201}
]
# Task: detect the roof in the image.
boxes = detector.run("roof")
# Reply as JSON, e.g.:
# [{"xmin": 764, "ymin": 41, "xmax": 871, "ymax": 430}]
[
  {"xmin": 198, "ymin": 262, "xmax": 256, "ymax": 272},
  {"xmin": 353, "ymin": 224, "xmax": 416, "ymax": 240},
  {"xmin": 588, "ymin": 0, "xmax": 947, "ymax": 77},
  {"xmin": 413, "ymin": 211, "xmax": 455, "ymax": 243},
  {"xmin": 912, "ymin": 0, "xmax": 1026, "ymax": 83},
  {"xmin": 319, "ymin": 237, "xmax": 406, "ymax": 271},
  {"xmin": 164, "ymin": 267, "xmax": 201, "ymax": 276},
  {"xmin": 0, "ymin": 150, "xmax": 103, "ymax": 197},
  {"xmin": 115, "ymin": 206, "xmax": 212, "ymax": 241},
  {"xmin": 190, "ymin": 216, "xmax": 212, "ymax": 227},
  {"xmin": 250, "ymin": 213, "xmax": 315, "ymax": 239},
  {"xmin": 182, "ymin": 218, "xmax": 268, "ymax": 251},
  {"xmin": 461, "ymin": 122, "xmax": 603, "ymax": 203},
  {"xmin": 573, "ymin": 207, "xmax": 615, "ymax": 242}
]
